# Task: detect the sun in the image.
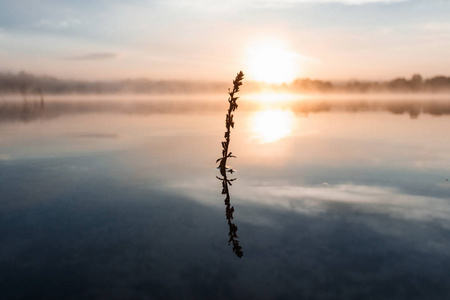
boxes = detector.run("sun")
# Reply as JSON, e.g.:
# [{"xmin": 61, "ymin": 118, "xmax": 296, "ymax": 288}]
[{"xmin": 246, "ymin": 39, "xmax": 299, "ymax": 84}]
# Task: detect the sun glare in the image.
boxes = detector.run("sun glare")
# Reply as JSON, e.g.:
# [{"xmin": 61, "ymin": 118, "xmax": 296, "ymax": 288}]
[
  {"xmin": 250, "ymin": 110, "xmax": 295, "ymax": 143},
  {"xmin": 246, "ymin": 40, "xmax": 298, "ymax": 84}
]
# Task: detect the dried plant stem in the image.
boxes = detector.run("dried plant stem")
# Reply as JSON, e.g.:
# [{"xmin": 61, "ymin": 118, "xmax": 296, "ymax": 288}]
[
  {"xmin": 217, "ymin": 71, "xmax": 244, "ymax": 175},
  {"xmin": 216, "ymin": 71, "xmax": 244, "ymax": 258}
]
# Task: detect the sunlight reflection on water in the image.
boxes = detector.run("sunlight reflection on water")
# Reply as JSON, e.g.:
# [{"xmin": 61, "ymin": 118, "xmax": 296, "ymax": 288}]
[{"xmin": 250, "ymin": 109, "xmax": 295, "ymax": 143}]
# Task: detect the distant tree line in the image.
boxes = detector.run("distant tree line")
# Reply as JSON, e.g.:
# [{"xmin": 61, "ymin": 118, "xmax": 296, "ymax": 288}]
[
  {"xmin": 0, "ymin": 71, "xmax": 229, "ymax": 95},
  {"xmin": 285, "ymin": 74, "xmax": 450, "ymax": 93},
  {"xmin": 1, "ymin": 71, "xmax": 450, "ymax": 95},
  {"xmin": 336, "ymin": 74, "xmax": 450, "ymax": 93}
]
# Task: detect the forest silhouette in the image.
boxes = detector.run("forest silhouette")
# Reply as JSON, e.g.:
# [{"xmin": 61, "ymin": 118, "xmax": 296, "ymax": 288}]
[{"xmin": 2, "ymin": 71, "xmax": 450, "ymax": 94}]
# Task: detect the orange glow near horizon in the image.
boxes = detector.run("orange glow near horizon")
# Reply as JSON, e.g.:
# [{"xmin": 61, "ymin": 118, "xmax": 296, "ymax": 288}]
[{"xmin": 246, "ymin": 39, "xmax": 299, "ymax": 84}]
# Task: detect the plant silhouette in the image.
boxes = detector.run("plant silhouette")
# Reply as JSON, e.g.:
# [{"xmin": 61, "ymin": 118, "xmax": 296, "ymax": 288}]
[{"xmin": 216, "ymin": 71, "xmax": 244, "ymax": 258}]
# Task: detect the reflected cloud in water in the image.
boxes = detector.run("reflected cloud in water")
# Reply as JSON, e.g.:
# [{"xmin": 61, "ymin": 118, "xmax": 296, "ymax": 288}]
[{"xmin": 233, "ymin": 182, "xmax": 450, "ymax": 225}]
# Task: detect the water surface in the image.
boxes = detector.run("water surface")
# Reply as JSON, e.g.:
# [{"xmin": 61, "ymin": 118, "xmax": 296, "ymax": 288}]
[{"xmin": 1, "ymin": 95, "xmax": 450, "ymax": 299}]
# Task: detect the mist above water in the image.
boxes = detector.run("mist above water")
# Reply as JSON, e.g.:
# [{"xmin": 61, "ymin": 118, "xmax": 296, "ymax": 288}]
[{"xmin": 2, "ymin": 93, "xmax": 450, "ymax": 123}]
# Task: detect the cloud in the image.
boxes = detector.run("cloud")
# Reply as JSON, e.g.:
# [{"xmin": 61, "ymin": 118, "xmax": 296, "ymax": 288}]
[
  {"xmin": 66, "ymin": 52, "xmax": 120, "ymax": 60},
  {"xmin": 256, "ymin": 0, "xmax": 409, "ymax": 5},
  {"xmin": 245, "ymin": 0, "xmax": 410, "ymax": 9},
  {"xmin": 173, "ymin": 0, "xmax": 408, "ymax": 10},
  {"xmin": 421, "ymin": 22, "xmax": 450, "ymax": 32},
  {"xmin": 294, "ymin": 0, "xmax": 408, "ymax": 4},
  {"xmin": 35, "ymin": 18, "xmax": 81, "ymax": 29},
  {"xmin": 167, "ymin": 0, "xmax": 409, "ymax": 12},
  {"xmin": 66, "ymin": 133, "xmax": 119, "ymax": 139}
]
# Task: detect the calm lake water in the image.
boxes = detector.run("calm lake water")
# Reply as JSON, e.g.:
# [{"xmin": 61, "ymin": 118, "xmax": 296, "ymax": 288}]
[{"xmin": 1, "ymin": 94, "xmax": 450, "ymax": 299}]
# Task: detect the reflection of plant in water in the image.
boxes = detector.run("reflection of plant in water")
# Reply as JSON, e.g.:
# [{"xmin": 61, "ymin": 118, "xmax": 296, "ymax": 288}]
[{"xmin": 216, "ymin": 71, "xmax": 244, "ymax": 258}]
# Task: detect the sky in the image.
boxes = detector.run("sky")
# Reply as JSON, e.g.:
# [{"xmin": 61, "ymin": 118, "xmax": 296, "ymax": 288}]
[{"xmin": 0, "ymin": 0, "xmax": 449, "ymax": 82}]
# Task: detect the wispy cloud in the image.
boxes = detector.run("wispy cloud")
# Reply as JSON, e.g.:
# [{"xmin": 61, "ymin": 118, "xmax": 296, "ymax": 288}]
[
  {"xmin": 172, "ymin": 0, "xmax": 409, "ymax": 10},
  {"xmin": 35, "ymin": 18, "xmax": 81, "ymax": 29},
  {"xmin": 66, "ymin": 52, "xmax": 120, "ymax": 60},
  {"xmin": 421, "ymin": 22, "xmax": 450, "ymax": 32},
  {"xmin": 246, "ymin": 0, "xmax": 410, "ymax": 9},
  {"xmin": 294, "ymin": 0, "xmax": 408, "ymax": 4}
]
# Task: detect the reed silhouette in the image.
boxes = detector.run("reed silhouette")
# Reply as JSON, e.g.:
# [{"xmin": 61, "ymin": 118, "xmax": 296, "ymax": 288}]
[{"xmin": 216, "ymin": 71, "xmax": 244, "ymax": 258}]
